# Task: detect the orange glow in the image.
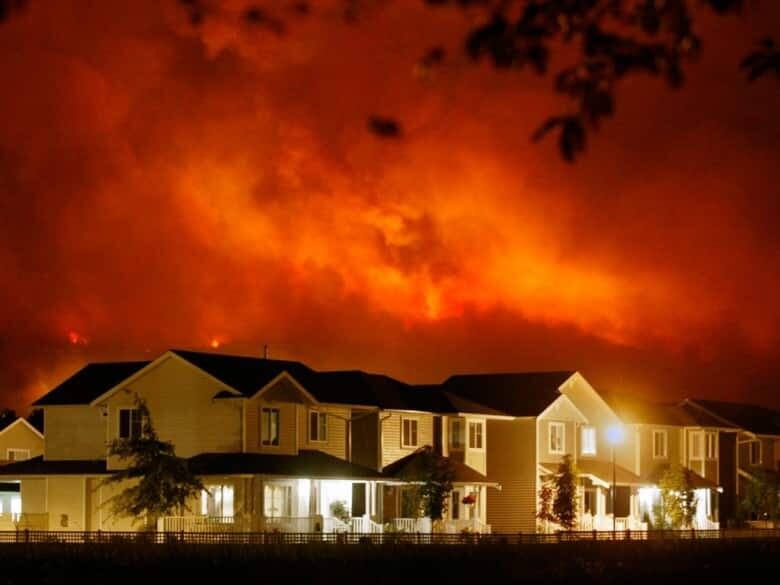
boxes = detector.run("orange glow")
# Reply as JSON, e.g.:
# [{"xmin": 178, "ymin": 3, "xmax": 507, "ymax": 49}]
[
  {"xmin": 68, "ymin": 331, "xmax": 88, "ymax": 345},
  {"xmin": 210, "ymin": 338, "xmax": 221, "ymax": 349}
]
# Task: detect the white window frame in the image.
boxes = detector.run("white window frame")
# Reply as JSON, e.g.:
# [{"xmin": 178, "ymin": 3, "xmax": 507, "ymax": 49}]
[
  {"xmin": 690, "ymin": 431, "xmax": 703, "ymax": 459},
  {"xmin": 705, "ymin": 432, "xmax": 718, "ymax": 460},
  {"xmin": 261, "ymin": 407, "xmax": 281, "ymax": 447},
  {"xmin": 749, "ymin": 441, "xmax": 762, "ymax": 466},
  {"xmin": 201, "ymin": 484, "xmax": 235, "ymax": 518},
  {"xmin": 6, "ymin": 448, "xmax": 30, "ymax": 462},
  {"xmin": 308, "ymin": 410, "xmax": 328, "ymax": 443},
  {"xmin": 449, "ymin": 418, "xmax": 465, "ymax": 450},
  {"xmin": 549, "ymin": 422, "xmax": 565, "ymax": 455},
  {"xmin": 580, "ymin": 426, "xmax": 596, "ymax": 456},
  {"xmin": 468, "ymin": 420, "xmax": 484, "ymax": 450},
  {"xmin": 401, "ymin": 417, "xmax": 419, "ymax": 449},
  {"xmin": 117, "ymin": 407, "xmax": 142, "ymax": 440},
  {"xmin": 652, "ymin": 430, "xmax": 668, "ymax": 459}
]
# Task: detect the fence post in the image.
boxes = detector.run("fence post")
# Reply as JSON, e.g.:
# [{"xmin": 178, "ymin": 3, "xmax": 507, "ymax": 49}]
[
  {"xmin": 626, "ymin": 528, "xmax": 631, "ymax": 541},
  {"xmin": 24, "ymin": 529, "xmax": 29, "ymax": 544}
]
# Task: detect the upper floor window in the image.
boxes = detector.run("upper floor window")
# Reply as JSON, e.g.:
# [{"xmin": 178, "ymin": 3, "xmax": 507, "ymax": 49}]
[
  {"xmin": 690, "ymin": 432, "xmax": 703, "ymax": 459},
  {"xmin": 402, "ymin": 417, "xmax": 419, "ymax": 448},
  {"xmin": 705, "ymin": 432, "xmax": 717, "ymax": 460},
  {"xmin": 6, "ymin": 449, "xmax": 30, "ymax": 462},
  {"xmin": 118, "ymin": 408, "xmax": 142, "ymax": 440},
  {"xmin": 449, "ymin": 419, "xmax": 464, "ymax": 450},
  {"xmin": 468, "ymin": 421, "xmax": 484, "ymax": 450},
  {"xmin": 261, "ymin": 408, "xmax": 280, "ymax": 446},
  {"xmin": 749, "ymin": 441, "xmax": 762, "ymax": 466},
  {"xmin": 580, "ymin": 426, "xmax": 596, "ymax": 455},
  {"xmin": 653, "ymin": 430, "xmax": 668, "ymax": 459},
  {"xmin": 549, "ymin": 422, "xmax": 565, "ymax": 454},
  {"xmin": 309, "ymin": 410, "xmax": 328, "ymax": 442}
]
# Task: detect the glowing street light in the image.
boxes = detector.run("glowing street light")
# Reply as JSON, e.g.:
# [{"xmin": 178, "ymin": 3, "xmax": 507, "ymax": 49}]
[{"xmin": 606, "ymin": 425, "xmax": 624, "ymax": 535}]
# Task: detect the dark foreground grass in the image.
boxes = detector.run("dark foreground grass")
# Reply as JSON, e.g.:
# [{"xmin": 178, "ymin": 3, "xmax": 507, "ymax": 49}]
[{"xmin": 0, "ymin": 539, "xmax": 777, "ymax": 585}]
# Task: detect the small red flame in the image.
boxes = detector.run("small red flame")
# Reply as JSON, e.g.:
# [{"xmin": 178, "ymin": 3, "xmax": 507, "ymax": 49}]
[
  {"xmin": 68, "ymin": 331, "xmax": 88, "ymax": 345},
  {"xmin": 210, "ymin": 338, "xmax": 221, "ymax": 349}
]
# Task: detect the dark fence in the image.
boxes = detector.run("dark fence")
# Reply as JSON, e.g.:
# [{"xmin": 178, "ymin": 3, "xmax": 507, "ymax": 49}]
[{"xmin": 1, "ymin": 528, "xmax": 780, "ymax": 545}]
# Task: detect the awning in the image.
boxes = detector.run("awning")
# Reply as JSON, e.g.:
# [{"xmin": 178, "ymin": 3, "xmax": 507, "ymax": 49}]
[
  {"xmin": 541, "ymin": 460, "xmax": 643, "ymax": 487},
  {"xmin": 384, "ymin": 448, "xmax": 499, "ymax": 487}
]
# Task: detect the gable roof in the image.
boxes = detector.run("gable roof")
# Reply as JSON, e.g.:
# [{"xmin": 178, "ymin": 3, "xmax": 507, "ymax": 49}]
[
  {"xmin": 32, "ymin": 361, "xmax": 151, "ymax": 406},
  {"xmin": 441, "ymin": 371, "xmax": 575, "ymax": 417},
  {"xmin": 684, "ymin": 400, "xmax": 780, "ymax": 436},
  {"xmin": 0, "ymin": 417, "xmax": 44, "ymax": 440},
  {"xmin": 597, "ymin": 390, "xmax": 687, "ymax": 426}
]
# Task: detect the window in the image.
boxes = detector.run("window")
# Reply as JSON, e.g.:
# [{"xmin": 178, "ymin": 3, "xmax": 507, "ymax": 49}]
[
  {"xmin": 118, "ymin": 408, "xmax": 142, "ymax": 440},
  {"xmin": 449, "ymin": 419, "xmax": 465, "ymax": 450},
  {"xmin": 749, "ymin": 441, "xmax": 762, "ymax": 466},
  {"xmin": 201, "ymin": 484, "xmax": 234, "ymax": 518},
  {"xmin": 6, "ymin": 449, "xmax": 30, "ymax": 462},
  {"xmin": 580, "ymin": 426, "xmax": 596, "ymax": 455},
  {"xmin": 690, "ymin": 432, "xmax": 702, "ymax": 459},
  {"xmin": 264, "ymin": 485, "xmax": 292, "ymax": 517},
  {"xmin": 706, "ymin": 432, "xmax": 717, "ymax": 460},
  {"xmin": 451, "ymin": 490, "xmax": 461, "ymax": 520},
  {"xmin": 402, "ymin": 417, "xmax": 419, "ymax": 448},
  {"xmin": 468, "ymin": 421, "xmax": 484, "ymax": 450},
  {"xmin": 309, "ymin": 410, "xmax": 328, "ymax": 442},
  {"xmin": 652, "ymin": 430, "xmax": 668, "ymax": 459},
  {"xmin": 549, "ymin": 422, "xmax": 565, "ymax": 454},
  {"xmin": 261, "ymin": 408, "xmax": 280, "ymax": 446}
]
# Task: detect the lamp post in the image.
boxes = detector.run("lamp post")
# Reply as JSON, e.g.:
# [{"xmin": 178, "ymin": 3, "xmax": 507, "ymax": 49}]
[{"xmin": 606, "ymin": 425, "xmax": 624, "ymax": 536}]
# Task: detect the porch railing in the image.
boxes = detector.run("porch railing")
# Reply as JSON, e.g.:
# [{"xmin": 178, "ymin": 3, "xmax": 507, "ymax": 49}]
[
  {"xmin": 392, "ymin": 518, "xmax": 431, "ymax": 533},
  {"xmin": 350, "ymin": 517, "xmax": 383, "ymax": 534}
]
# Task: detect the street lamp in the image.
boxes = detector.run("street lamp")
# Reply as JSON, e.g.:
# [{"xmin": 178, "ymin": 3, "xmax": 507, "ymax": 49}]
[{"xmin": 606, "ymin": 425, "xmax": 625, "ymax": 535}]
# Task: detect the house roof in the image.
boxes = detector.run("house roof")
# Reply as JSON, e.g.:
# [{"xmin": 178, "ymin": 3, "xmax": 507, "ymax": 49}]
[
  {"xmin": 186, "ymin": 450, "xmax": 384, "ymax": 480},
  {"xmin": 32, "ymin": 362, "xmax": 151, "ymax": 406},
  {"xmin": 382, "ymin": 448, "xmax": 493, "ymax": 485},
  {"xmin": 684, "ymin": 400, "xmax": 780, "ymax": 436},
  {"xmin": 597, "ymin": 390, "xmax": 687, "ymax": 426},
  {"xmin": 643, "ymin": 464, "xmax": 719, "ymax": 490},
  {"xmin": 441, "ymin": 371, "xmax": 574, "ymax": 417},
  {"xmin": 0, "ymin": 456, "xmax": 108, "ymax": 475},
  {"xmin": 676, "ymin": 401, "xmax": 740, "ymax": 430},
  {"xmin": 563, "ymin": 459, "xmax": 643, "ymax": 486}
]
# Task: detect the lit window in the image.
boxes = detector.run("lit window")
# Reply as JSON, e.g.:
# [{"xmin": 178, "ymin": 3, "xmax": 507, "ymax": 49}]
[
  {"xmin": 468, "ymin": 421, "xmax": 484, "ymax": 450},
  {"xmin": 309, "ymin": 410, "xmax": 328, "ymax": 442},
  {"xmin": 706, "ymin": 432, "xmax": 717, "ymax": 459},
  {"xmin": 402, "ymin": 418, "xmax": 419, "ymax": 448},
  {"xmin": 749, "ymin": 441, "xmax": 762, "ymax": 466},
  {"xmin": 201, "ymin": 485, "xmax": 234, "ymax": 518},
  {"xmin": 690, "ymin": 432, "xmax": 702, "ymax": 459},
  {"xmin": 449, "ymin": 419, "xmax": 464, "ymax": 450},
  {"xmin": 263, "ymin": 484, "xmax": 292, "ymax": 517},
  {"xmin": 581, "ymin": 427, "xmax": 596, "ymax": 455},
  {"xmin": 7, "ymin": 449, "xmax": 30, "ymax": 462},
  {"xmin": 652, "ymin": 430, "xmax": 668, "ymax": 459},
  {"xmin": 549, "ymin": 422, "xmax": 565, "ymax": 454},
  {"xmin": 118, "ymin": 408, "xmax": 142, "ymax": 440},
  {"xmin": 261, "ymin": 408, "xmax": 280, "ymax": 446}
]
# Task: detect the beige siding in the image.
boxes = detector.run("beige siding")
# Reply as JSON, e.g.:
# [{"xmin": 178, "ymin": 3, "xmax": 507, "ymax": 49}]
[
  {"xmin": 297, "ymin": 406, "xmax": 349, "ymax": 459},
  {"xmin": 486, "ymin": 419, "xmax": 537, "ymax": 533},
  {"xmin": 463, "ymin": 416, "xmax": 487, "ymax": 475},
  {"xmin": 538, "ymin": 397, "xmax": 583, "ymax": 464},
  {"xmin": 380, "ymin": 411, "xmax": 433, "ymax": 467},
  {"xmin": 101, "ymin": 355, "xmax": 242, "ymax": 467},
  {"xmin": 0, "ymin": 421, "xmax": 43, "ymax": 462},
  {"xmin": 637, "ymin": 425, "xmax": 682, "ymax": 479},
  {"xmin": 351, "ymin": 412, "xmax": 379, "ymax": 470},
  {"xmin": 47, "ymin": 477, "xmax": 85, "ymax": 531},
  {"xmin": 253, "ymin": 401, "xmax": 298, "ymax": 455},
  {"xmin": 44, "ymin": 406, "xmax": 105, "ymax": 461},
  {"xmin": 21, "ymin": 478, "xmax": 47, "ymax": 515},
  {"xmin": 94, "ymin": 480, "xmax": 137, "ymax": 530}
]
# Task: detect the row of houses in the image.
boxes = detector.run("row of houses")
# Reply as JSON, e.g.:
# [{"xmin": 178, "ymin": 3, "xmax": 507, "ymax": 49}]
[{"xmin": 0, "ymin": 349, "xmax": 778, "ymax": 533}]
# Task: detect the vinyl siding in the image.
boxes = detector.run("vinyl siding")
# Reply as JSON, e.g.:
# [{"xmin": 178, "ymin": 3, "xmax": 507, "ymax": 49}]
[
  {"xmin": 486, "ymin": 419, "xmax": 537, "ymax": 533},
  {"xmin": 47, "ymin": 477, "xmax": 85, "ymax": 531},
  {"xmin": 101, "ymin": 355, "xmax": 242, "ymax": 468},
  {"xmin": 297, "ymin": 406, "xmax": 349, "ymax": 459},
  {"xmin": 537, "ymin": 397, "xmax": 582, "ymax": 463},
  {"xmin": 351, "ymin": 412, "xmax": 379, "ymax": 470},
  {"xmin": 464, "ymin": 417, "xmax": 487, "ymax": 475},
  {"xmin": 254, "ymin": 401, "xmax": 297, "ymax": 455},
  {"xmin": 638, "ymin": 425, "xmax": 682, "ymax": 480},
  {"xmin": 0, "ymin": 421, "xmax": 43, "ymax": 462},
  {"xmin": 21, "ymin": 478, "xmax": 46, "ymax": 515},
  {"xmin": 43, "ymin": 406, "xmax": 105, "ymax": 461},
  {"xmin": 380, "ymin": 412, "xmax": 433, "ymax": 468}
]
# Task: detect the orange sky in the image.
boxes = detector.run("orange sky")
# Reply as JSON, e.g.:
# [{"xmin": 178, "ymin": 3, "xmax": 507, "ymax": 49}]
[{"xmin": 1, "ymin": 1, "xmax": 778, "ymax": 411}]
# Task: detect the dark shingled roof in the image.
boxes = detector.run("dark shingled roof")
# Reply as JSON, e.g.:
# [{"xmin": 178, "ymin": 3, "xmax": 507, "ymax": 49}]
[
  {"xmin": 382, "ymin": 449, "xmax": 492, "ymax": 484},
  {"xmin": 32, "ymin": 362, "xmax": 151, "ymax": 406},
  {"xmin": 676, "ymin": 401, "xmax": 739, "ymax": 429},
  {"xmin": 598, "ymin": 390, "xmax": 688, "ymax": 426},
  {"xmin": 441, "ymin": 371, "xmax": 574, "ymax": 417},
  {"xmin": 0, "ymin": 456, "xmax": 108, "ymax": 475},
  {"xmin": 685, "ymin": 400, "xmax": 780, "ymax": 436},
  {"xmin": 187, "ymin": 450, "xmax": 384, "ymax": 479}
]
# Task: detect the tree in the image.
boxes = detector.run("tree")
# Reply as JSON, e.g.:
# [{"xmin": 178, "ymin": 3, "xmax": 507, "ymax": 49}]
[
  {"xmin": 537, "ymin": 455, "xmax": 578, "ymax": 531},
  {"xmin": 170, "ymin": 0, "xmax": 778, "ymax": 161},
  {"xmin": 740, "ymin": 467, "xmax": 780, "ymax": 524},
  {"xmin": 656, "ymin": 463, "xmax": 697, "ymax": 529},
  {"xmin": 397, "ymin": 445, "xmax": 456, "ymax": 520},
  {"xmin": 101, "ymin": 397, "xmax": 204, "ymax": 530}
]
